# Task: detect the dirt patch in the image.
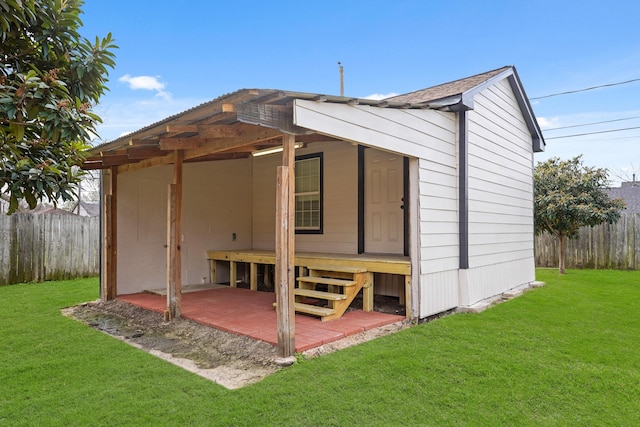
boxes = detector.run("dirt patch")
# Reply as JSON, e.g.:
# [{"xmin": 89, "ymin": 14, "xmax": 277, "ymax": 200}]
[
  {"xmin": 65, "ymin": 298, "xmax": 411, "ymax": 389},
  {"xmin": 66, "ymin": 300, "xmax": 279, "ymax": 389}
]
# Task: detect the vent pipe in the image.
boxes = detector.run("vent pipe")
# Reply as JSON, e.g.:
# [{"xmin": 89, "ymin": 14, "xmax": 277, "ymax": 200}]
[{"xmin": 338, "ymin": 61, "xmax": 344, "ymax": 96}]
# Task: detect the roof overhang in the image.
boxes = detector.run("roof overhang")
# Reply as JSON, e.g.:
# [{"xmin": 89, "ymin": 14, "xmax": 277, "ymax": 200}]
[
  {"xmin": 83, "ymin": 89, "xmax": 442, "ymax": 172},
  {"xmin": 412, "ymin": 67, "xmax": 545, "ymax": 152},
  {"xmin": 84, "ymin": 66, "xmax": 544, "ymax": 172}
]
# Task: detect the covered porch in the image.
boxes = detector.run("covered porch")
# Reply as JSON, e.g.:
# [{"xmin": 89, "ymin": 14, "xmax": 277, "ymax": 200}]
[
  {"xmin": 119, "ymin": 286, "xmax": 405, "ymax": 352},
  {"xmin": 84, "ymin": 88, "xmax": 423, "ymax": 358}
]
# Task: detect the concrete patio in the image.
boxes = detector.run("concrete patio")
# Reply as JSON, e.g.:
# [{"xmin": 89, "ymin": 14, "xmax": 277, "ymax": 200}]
[{"xmin": 118, "ymin": 286, "xmax": 405, "ymax": 352}]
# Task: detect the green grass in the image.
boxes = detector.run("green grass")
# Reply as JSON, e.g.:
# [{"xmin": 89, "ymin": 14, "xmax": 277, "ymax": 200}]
[{"xmin": 1, "ymin": 270, "xmax": 639, "ymax": 426}]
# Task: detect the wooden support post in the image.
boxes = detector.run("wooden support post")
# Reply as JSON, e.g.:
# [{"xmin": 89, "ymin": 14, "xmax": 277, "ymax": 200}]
[
  {"xmin": 166, "ymin": 150, "xmax": 183, "ymax": 320},
  {"xmin": 404, "ymin": 275, "xmax": 412, "ymax": 318},
  {"xmin": 103, "ymin": 167, "xmax": 118, "ymax": 301},
  {"xmin": 264, "ymin": 264, "xmax": 272, "ymax": 290},
  {"xmin": 363, "ymin": 272, "xmax": 374, "ymax": 312},
  {"xmin": 229, "ymin": 261, "xmax": 237, "ymax": 287},
  {"xmin": 250, "ymin": 263, "xmax": 258, "ymax": 291},
  {"xmin": 209, "ymin": 260, "xmax": 216, "ymax": 283},
  {"xmin": 275, "ymin": 134, "xmax": 296, "ymax": 358}
]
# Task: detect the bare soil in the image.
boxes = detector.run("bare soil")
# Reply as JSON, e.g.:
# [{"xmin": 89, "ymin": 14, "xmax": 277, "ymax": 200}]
[{"xmin": 66, "ymin": 296, "xmax": 410, "ymax": 389}]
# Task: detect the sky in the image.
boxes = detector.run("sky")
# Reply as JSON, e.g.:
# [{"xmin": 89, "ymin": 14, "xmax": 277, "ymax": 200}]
[{"xmin": 80, "ymin": 0, "xmax": 640, "ymax": 185}]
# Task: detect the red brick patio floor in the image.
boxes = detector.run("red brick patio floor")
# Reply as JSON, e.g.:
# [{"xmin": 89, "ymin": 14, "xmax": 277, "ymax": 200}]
[{"xmin": 118, "ymin": 287, "xmax": 405, "ymax": 352}]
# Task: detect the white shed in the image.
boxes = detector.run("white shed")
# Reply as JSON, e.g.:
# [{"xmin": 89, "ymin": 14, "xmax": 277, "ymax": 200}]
[{"xmin": 85, "ymin": 65, "xmax": 544, "ymax": 354}]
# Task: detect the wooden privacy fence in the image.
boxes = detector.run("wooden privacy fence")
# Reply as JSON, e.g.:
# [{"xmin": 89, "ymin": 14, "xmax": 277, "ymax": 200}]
[
  {"xmin": 0, "ymin": 213, "xmax": 99, "ymax": 285},
  {"xmin": 535, "ymin": 213, "xmax": 640, "ymax": 270}
]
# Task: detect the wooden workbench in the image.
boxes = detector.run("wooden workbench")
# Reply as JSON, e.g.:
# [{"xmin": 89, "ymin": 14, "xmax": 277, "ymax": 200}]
[{"xmin": 206, "ymin": 249, "xmax": 412, "ymax": 317}]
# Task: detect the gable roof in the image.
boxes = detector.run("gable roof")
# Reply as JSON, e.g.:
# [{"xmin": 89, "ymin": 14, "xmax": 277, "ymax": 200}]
[
  {"xmin": 388, "ymin": 66, "xmax": 544, "ymax": 152},
  {"xmin": 388, "ymin": 66, "xmax": 511, "ymax": 106}
]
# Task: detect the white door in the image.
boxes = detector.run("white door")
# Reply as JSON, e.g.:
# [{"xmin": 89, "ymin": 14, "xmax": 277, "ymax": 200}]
[{"xmin": 364, "ymin": 149, "xmax": 404, "ymax": 254}]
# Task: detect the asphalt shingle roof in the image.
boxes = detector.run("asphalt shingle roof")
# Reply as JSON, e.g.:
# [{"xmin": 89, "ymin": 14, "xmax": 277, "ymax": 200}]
[{"xmin": 386, "ymin": 66, "xmax": 511, "ymax": 104}]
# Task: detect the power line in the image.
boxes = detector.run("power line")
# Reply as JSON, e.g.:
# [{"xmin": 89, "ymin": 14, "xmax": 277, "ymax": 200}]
[
  {"xmin": 531, "ymin": 77, "xmax": 640, "ymax": 100},
  {"xmin": 561, "ymin": 135, "xmax": 640, "ymax": 144},
  {"xmin": 543, "ymin": 115, "xmax": 640, "ymax": 131},
  {"xmin": 591, "ymin": 135, "xmax": 640, "ymax": 141},
  {"xmin": 546, "ymin": 126, "xmax": 640, "ymax": 140}
]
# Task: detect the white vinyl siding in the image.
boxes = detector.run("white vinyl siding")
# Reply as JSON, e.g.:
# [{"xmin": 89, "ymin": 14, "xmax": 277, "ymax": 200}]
[
  {"xmin": 295, "ymin": 100, "xmax": 461, "ymax": 317},
  {"xmin": 294, "ymin": 100, "xmax": 456, "ymax": 160},
  {"xmin": 462, "ymin": 78, "xmax": 535, "ymax": 305}
]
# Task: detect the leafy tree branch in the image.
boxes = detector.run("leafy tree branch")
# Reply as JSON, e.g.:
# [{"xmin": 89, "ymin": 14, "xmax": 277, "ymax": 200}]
[
  {"xmin": 534, "ymin": 155, "xmax": 625, "ymax": 274},
  {"xmin": 1, "ymin": 0, "xmax": 116, "ymax": 213}
]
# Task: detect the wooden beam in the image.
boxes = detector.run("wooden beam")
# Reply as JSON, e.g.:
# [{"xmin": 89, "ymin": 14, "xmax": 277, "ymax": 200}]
[
  {"xmin": 201, "ymin": 111, "xmax": 236, "ymax": 124},
  {"xmin": 118, "ymin": 126, "xmax": 281, "ymax": 174},
  {"xmin": 129, "ymin": 138, "xmax": 160, "ymax": 146},
  {"xmin": 126, "ymin": 146, "xmax": 164, "ymax": 159},
  {"xmin": 250, "ymin": 263, "xmax": 258, "ymax": 291},
  {"xmin": 166, "ymin": 150, "xmax": 183, "ymax": 320},
  {"xmin": 184, "ymin": 152, "xmax": 250, "ymax": 163},
  {"xmin": 166, "ymin": 183, "xmax": 178, "ymax": 319},
  {"xmin": 166, "ymin": 125, "xmax": 198, "ymax": 133},
  {"xmin": 100, "ymin": 155, "xmax": 133, "ymax": 167},
  {"xmin": 104, "ymin": 167, "xmax": 118, "ymax": 301},
  {"xmin": 275, "ymin": 134, "xmax": 296, "ymax": 358},
  {"xmin": 160, "ymin": 138, "xmax": 209, "ymax": 150},
  {"xmin": 118, "ymin": 151, "xmax": 175, "ymax": 174},
  {"xmin": 198, "ymin": 125, "xmax": 244, "ymax": 138},
  {"xmin": 404, "ymin": 275, "xmax": 412, "ymax": 318},
  {"xmin": 183, "ymin": 127, "xmax": 282, "ymax": 162},
  {"xmin": 81, "ymin": 161, "xmax": 106, "ymax": 170},
  {"xmin": 101, "ymin": 148, "xmax": 128, "ymax": 157}
]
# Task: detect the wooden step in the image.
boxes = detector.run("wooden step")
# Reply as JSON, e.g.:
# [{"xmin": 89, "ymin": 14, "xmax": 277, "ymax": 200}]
[
  {"xmin": 305, "ymin": 265, "xmax": 367, "ymax": 274},
  {"xmin": 294, "ymin": 288, "xmax": 347, "ymax": 301},
  {"xmin": 294, "ymin": 302, "xmax": 335, "ymax": 317},
  {"xmin": 297, "ymin": 276, "xmax": 354, "ymax": 286}
]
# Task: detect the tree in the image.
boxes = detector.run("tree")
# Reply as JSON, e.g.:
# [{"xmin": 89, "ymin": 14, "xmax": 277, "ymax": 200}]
[
  {"xmin": 534, "ymin": 156, "xmax": 625, "ymax": 274},
  {"xmin": 0, "ymin": 0, "xmax": 116, "ymax": 214}
]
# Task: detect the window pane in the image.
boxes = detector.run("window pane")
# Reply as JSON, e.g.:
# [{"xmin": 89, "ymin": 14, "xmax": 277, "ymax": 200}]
[{"xmin": 294, "ymin": 155, "xmax": 321, "ymax": 231}]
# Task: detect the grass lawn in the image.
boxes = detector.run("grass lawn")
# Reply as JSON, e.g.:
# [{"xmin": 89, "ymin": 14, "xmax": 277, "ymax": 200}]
[{"xmin": 1, "ymin": 269, "xmax": 639, "ymax": 426}]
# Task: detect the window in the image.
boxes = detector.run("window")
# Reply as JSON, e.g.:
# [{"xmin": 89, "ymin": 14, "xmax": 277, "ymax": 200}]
[{"xmin": 295, "ymin": 153, "xmax": 323, "ymax": 233}]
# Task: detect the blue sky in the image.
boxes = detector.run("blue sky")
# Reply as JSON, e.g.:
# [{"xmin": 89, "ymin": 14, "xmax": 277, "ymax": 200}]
[{"xmin": 81, "ymin": 0, "xmax": 640, "ymax": 183}]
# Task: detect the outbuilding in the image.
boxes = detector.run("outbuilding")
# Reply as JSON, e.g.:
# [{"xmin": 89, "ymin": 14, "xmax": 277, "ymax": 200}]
[{"xmin": 85, "ymin": 65, "xmax": 544, "ymax": 356}]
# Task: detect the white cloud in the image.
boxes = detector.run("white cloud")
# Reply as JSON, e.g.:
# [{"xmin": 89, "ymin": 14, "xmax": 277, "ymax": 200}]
[
  {"xmin": 118, "ymin": 74, "xmax": 172, "ymax": 100},
  {"xmin": 91, "ymin": 96, "xmax": 207, "ymax": 143},
  {"xmin": 363, "ymin": 92, "xmax": 399, "ymax": 100},
  {"xmin": 536, "ymin": 116, "xmax": 561, "ymax": 129}
]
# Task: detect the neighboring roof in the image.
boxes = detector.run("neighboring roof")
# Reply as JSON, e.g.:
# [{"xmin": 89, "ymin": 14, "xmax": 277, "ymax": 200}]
[
  {"xmin": 79, "ymin": 201, "xmax": 100, "ymax": 216},
  {"xmin": 606, "ymin": 182, "xmax": 640, "ymax": 213},
  {"xmin": 30, "ymin": 206, "xmax": 75, "ymax": 215}
]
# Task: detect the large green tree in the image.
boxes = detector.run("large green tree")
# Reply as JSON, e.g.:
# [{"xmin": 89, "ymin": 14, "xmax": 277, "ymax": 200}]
[
  {"xmin": 0, "ymin": 0, "xmax": 116, "ymax": 213},
  {"xmin": 534, "ymin": 156, "xmax": 625, "ymax": 274}
]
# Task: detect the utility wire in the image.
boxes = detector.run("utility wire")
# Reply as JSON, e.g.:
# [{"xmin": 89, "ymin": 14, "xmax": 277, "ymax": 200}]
[
  {"xmin": 531, "ymin": 77, "xmax": 640, "ymax": 100},
  {"xmin": 546, "ymin": 126, "xmax": 640, "ymax": 140},
  {"xmin": 592, "ymin": 135, "xmax": 640, "ymax": 141},
  {"xmin": 543, "ymin": 115, "xmax": 640, "ymax": 131}
]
